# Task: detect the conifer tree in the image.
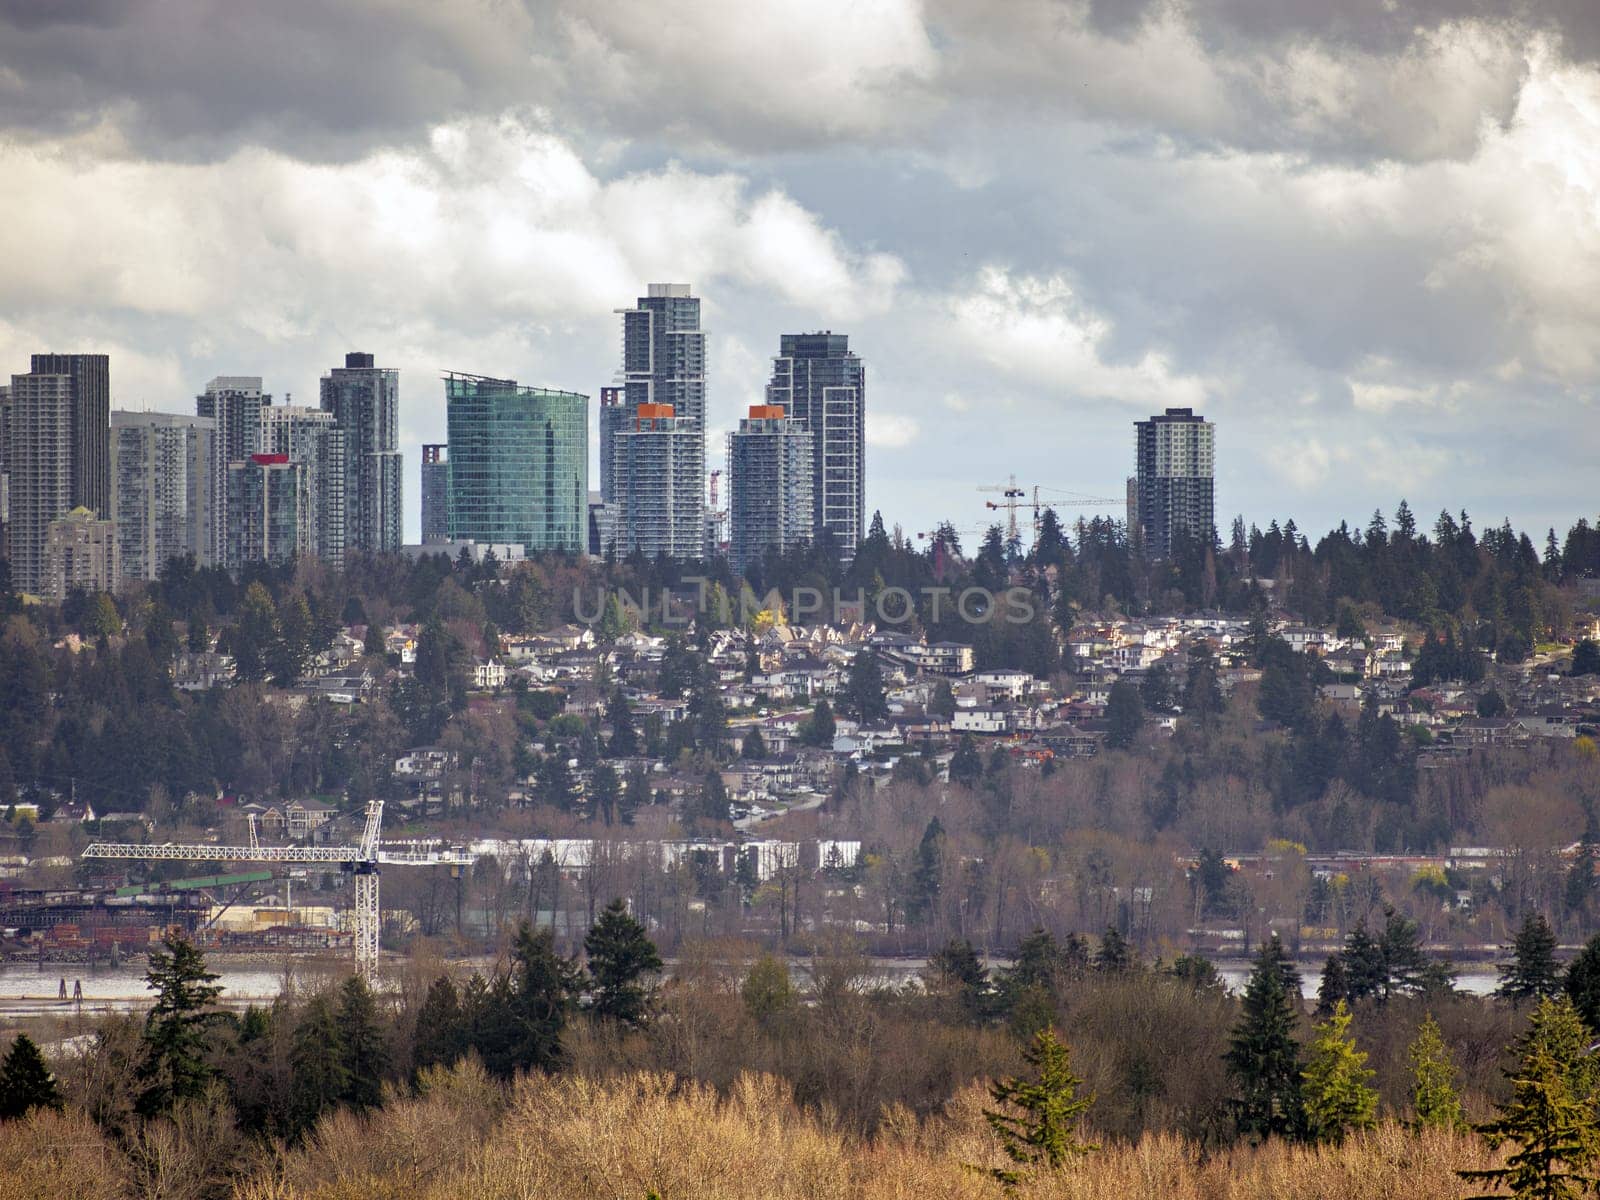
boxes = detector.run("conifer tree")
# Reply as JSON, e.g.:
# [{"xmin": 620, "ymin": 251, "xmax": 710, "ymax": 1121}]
[
  {"xmin": 1316, "ymin": 953, "xmax": 1349, "ymax": 1016},
  {"xmin": 1301, "ymin": 1001, "xmax": 1377, "ymax": 1143},
  {"xmin": 1461, "ymin": 999, "xmax": 1600, "ymax": 1199},
  {"xmin": 412, "ymin": 975, "xmax": 468, "ymax": 1073},
  {"xmin": 336, "ymin": 975, "xmax": 389, "ymax": 1112},
  {"xmin": 981, "ymin": 1026, "xmax": 1096, "ymax": 1188},
  {"xmin": 583, "ymin": 898, "xmax": 663, "ymax": 1028},
  {"xmin": 926, "ymin": 938, "xmax": 993, "ymax": 1022},
  {"xmin": 289, "ymin": 993, "xmax": 348, "ymax": 1136},
  {"xmin": 1407, "ymin": 1014, "xmax": 1465, "ymax": 1131},
  {"xmin": 1226, "ymin": 935, "xmax": 1305, "ymax": 1140},
  {"xmin": 1093, "ymin": 927, "xmax": 1133, "ymax": 974},
  {"xmin": 505, "ymin": 921, "xmax": 581, "ymax": 1073},
  {"xmin": 0, "ymin": 1034, "xmax": 63, "ymax": 1119},
  {"xmin": 138, "ymin": 931, "xmax": 223, "ymax": 1115},
  {"xmin": 606, "ymin": 686, "xmax": 638, "ymax": 757},
  {"xmin": 1499, "ymin": 913, "xmax": 1563, "ymax": 1006},
  {"xmin": 742, "ymin": 953, "xmax": 796, "ymax": 1024},
  {"xmin": 1563, "ymin": 932, "xmax": 1600, "ymax": 1033}
]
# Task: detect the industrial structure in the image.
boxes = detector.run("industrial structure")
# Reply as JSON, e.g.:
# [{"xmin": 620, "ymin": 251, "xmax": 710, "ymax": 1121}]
[{"xmin": 80, "ymin": 800, "xmax": 468, "ymax": 982}]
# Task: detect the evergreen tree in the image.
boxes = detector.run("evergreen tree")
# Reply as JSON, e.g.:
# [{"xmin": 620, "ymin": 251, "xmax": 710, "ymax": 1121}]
[
  {"xmin": 336, "ymin": 975, "xmax": 388, "ymax": 1112},
  {"xmin": 844, "ymin": 649, "xmax": 889, "ymax": 724},
  {"xmin": 981, "ymin": 1027, "xmax": 1096, "ymax": 1189},
  {"xmin": 741, "ymin": 954, "xmax": 796, "ymax": 1024},
  {"xmin": 1340, "ymin": 919, "xmax": 1386, "ymax": 1004},
  {"xmin": 1104, "ymin": 680, "xmax": 1144, "ymax": 750},
  {"xmin": 412, "ymin": 975, "xmax": 468, "ymax": 1073},
  {"xmin": 1499, "ymin": 913, "xmax": 1563, "ymax": 1005},
  {"xmin": 925, "ymin": 938, "xmax": 993, "ymax": 1023},
  {"xmin": 586, "ymin": 761, "xmax": 618, "ymax": 826},
  {"xmin": 138, "ymin": 931, "xmax": 223, "ymax": 1115},
  {"xmin": 501, "ymin": 922, "xmax": 581, "ymax": 1076},
  {"xmin": 606, "ymin": 687, "xmax": 638, "ymax": 757},
  {"xmin": 1407, "ymin": 1014, "xmax": 1465, "ymax": 1131},
  {"xmin": 909, "ymin": 817, "xmax": 946, "ymax": 926},
  {"xmin": 1378, "ymin": 903, "xmax": 1427, "ymax": 1000},
  {"xmin": 1300, "ymin": 1001, "xmax": 1377, "ymax": 1143},
  {"xmin": 1093, "ymin": 927, "xmax": 1133, "ymax": 973},
  {"xmin": 1316, "ymin": 953, "xmax": 1349, "ymax": 1016},
  {"xmin": 289, "ymin": 993, "xmax": 348, "ymax": 1136},
  {"xmin": 1226, "ymin": 935, "xmax": 1305, "ymax": 1140},
  {"xmin": 1571, "ymin": 640, "xmax": 1600, "ymax": 678},
  {"xmin": 740, "ymin": 726, "xmax": 767, "ymax": 759},
  {"xmin": 1564, "ymin": 933, "xmax": 1600, "ymax": 1033},
  {"xmin": 1461, "ymin": 998, "xmax": 1600, "ymax": 1200},
  {"xmin": 583, "ymin": 898, "xmax": 663, "ymax": 1028},
  {"xmin": 799, "ymin": 698, "xmax": 835, "ymax": 747},
  {"xmin": 948, "ymin": 734, "xmax": 983, "ymax": 786},
  {"xmin": 694, "ymin": 770, "xmax": 730, "ymax": 826},
  {"xmin": 0, "ymin": 1034, "xmax": 63, "ymax": 1119}
]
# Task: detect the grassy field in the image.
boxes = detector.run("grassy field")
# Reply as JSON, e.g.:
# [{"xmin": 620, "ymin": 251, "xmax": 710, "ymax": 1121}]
[{"xmin": 0, "ymin": 1059, "xmax": 1498, "ymax": 1200}]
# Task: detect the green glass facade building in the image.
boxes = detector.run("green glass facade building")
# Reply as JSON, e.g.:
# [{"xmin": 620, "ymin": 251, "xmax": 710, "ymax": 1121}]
[{"xmin": 445, "ymin": 373, "xmax": 588, "ymax": 554}]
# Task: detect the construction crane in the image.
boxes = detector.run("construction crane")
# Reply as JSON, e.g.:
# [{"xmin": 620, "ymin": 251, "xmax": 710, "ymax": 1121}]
[
  {"xmin": 80, "ymin": 801, "xmax": 469, "ymax": 983},
  {"xmin": 979, "ymin": 478, "xmax": 1121, "ymax": 540}
]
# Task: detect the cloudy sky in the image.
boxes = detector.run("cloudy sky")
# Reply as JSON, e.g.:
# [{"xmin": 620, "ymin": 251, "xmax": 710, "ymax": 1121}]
[{"xmin": 3, "ymin": 0, "xmax": 1598, "ymax": 544}]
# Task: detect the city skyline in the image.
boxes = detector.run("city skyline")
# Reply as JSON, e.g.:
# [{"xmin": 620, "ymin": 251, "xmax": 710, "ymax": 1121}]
[{"xmin": 5, "ymin": 6, "xmax": 1600, "ymax": 544}]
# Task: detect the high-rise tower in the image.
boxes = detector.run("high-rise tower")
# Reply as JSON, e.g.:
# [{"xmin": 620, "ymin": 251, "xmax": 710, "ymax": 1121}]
[
  {"xmin": 421, "ymin": 444, "xmax": 449, "ymax": 543},
  {"xmin": 320, "ymin": 352, "xmax": 402, "ymax": 555},
  {"xmin": 728, "ymin": 405, "xmax": 814, "ymax": 575},
  {"xmin": 765, "ymin": 332, "xmax": 864, "ymax": 559},
  {"xmin": 7, "ymin": 370, "xmax": 74, "ymax": 595},
  {"xmin": 613, "ymin": 285, "xmax": 705, "ymax": 558},
  {"xmin": 197, "ymin": 376, "xmax": 270, "ymax": 465},
  {"xmin": 30, "ymin": 354, "xmax": 110, "ymax": 519},
  {"xmin": 111, "ymin": 411, "xmax": 224, "ymax": 580},
  {"xmin": 610, "ymin": 403, "xmax": 704, "ymax": 561},
  {"xmin": 1132, "ymin": 407, "xmax": 1215, "ymax": 558},
  {"xmin": 445, "ymin": 373, "xmax": 587, "ymax": 554}
]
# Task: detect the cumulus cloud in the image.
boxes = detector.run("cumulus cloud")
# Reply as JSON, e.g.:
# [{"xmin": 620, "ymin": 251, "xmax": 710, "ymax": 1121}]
[
  {"xmin": 946, "ymin": 267, "xmax": 1208, "ymax": 409},
  {"xmin": 0, "ymin": 115, "xmax": 907, "ymax": 340},
  {"xmin": 866, "ymin": 412, "xmax": 920, "ymax": 449}
]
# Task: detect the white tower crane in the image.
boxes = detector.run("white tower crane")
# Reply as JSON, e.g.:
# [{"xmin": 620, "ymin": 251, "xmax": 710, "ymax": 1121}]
[{"xmin": 80, "ymin": 800, "xmax": 468, "ymax": 984}]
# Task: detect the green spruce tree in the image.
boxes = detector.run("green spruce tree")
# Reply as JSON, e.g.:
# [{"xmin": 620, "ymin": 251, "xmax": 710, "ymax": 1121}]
[
  {"xmin": 1407, "ymin": 1014, "xmax": 1465, "ymax": 1131},
  {"xmin": 138, "ymin": 931, "xmax": 223, "ymax": 1115},
  {"xmin": 289, "ymin": 993, "xmax": 348, "ymax": 1136},
  {"xmin": 1563, "ymin": 932, "xmax": 1600, "ymax": 1033},
  {"xmin": 980, "ymin": 1026, "xmax": 1096, "ymax": 1189},
  {"xmin": 1461, "ymin": 999, "xmax": 1600, "ymax": 1199},
  {"xmin": 0, "ymin": 1034, "xmax": 63, "ymax": 1119},
  {"xmin": 412, "ymin": 975, "xmax": 468, "ymax": 1073},
  {"xmin": 1301, "ymin": 1000, "xmax": 1378, "ymax": 1143},
  {"xmin": 1226, "ymin": 935, "xmax": 1305, "ymax": 1140},
  {"xmin": 1499, "ymin": 913, "xmax": 1563, "ymax": 1006},
  {"xmin": 336, "ymin": 975, "xmax": 389, "ymax": 1112},
  {"xmin": 583, "ymin": 898, "xmax": 663, "ymax": 1028}
]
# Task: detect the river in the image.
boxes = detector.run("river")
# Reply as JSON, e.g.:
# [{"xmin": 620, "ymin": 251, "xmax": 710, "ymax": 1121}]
[{"xmin": 0, "ymin": 956, "xmax": 1501, "ymax": 1018}]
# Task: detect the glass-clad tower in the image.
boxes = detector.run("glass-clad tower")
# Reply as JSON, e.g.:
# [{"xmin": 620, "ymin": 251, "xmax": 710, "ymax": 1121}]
[{"xmin": 445, "ymin": 373, "xmax": 587, "ymax": 554}]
